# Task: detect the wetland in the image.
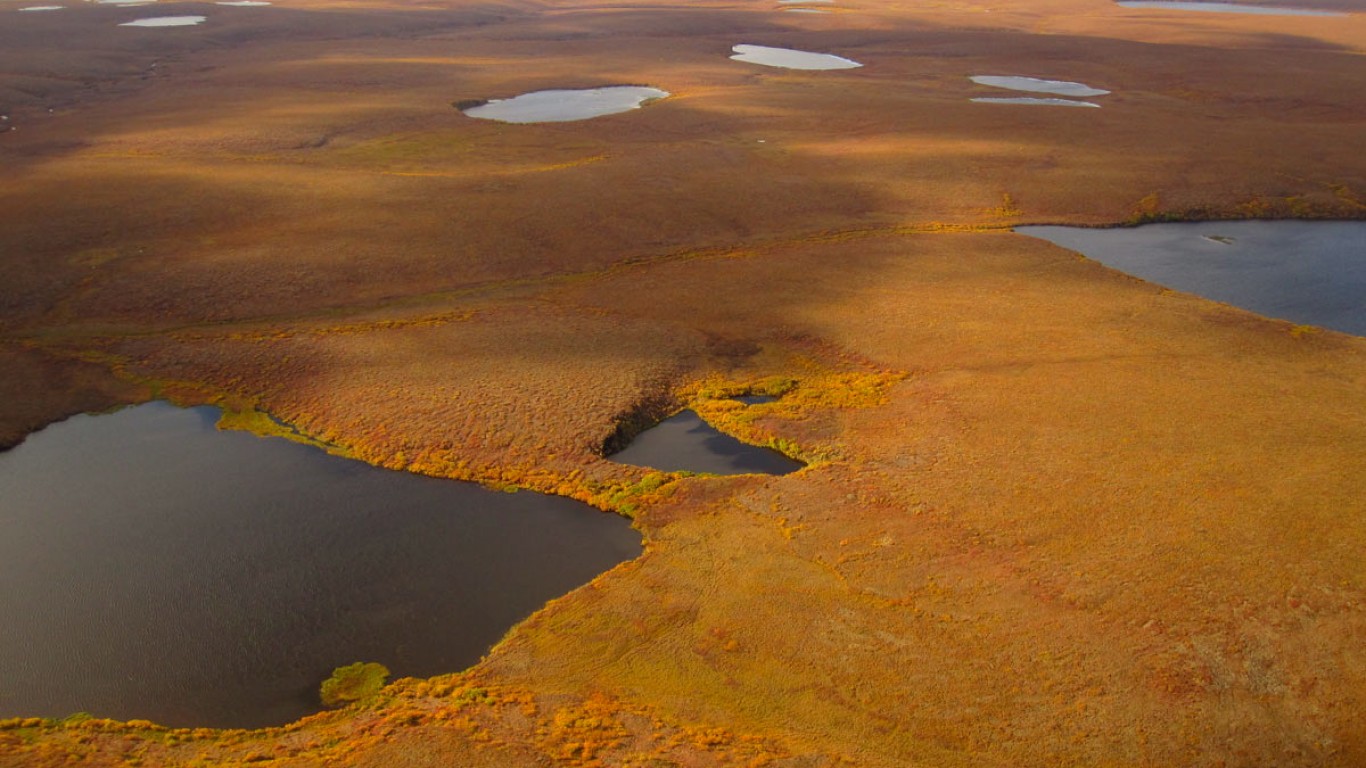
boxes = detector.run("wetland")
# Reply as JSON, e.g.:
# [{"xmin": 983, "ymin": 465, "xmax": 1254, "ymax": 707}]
[{"xmin": 2, "ymin": 0, "xmax": 1365, "ymax": 763}]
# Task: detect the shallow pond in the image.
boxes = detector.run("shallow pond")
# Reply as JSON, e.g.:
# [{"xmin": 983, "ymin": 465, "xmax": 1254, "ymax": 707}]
[
  {"xmin": 1018, "ymin": 220, "xmax": 1366, "ymax": 336},
  {"xmin": 730, "ymin": 44, "xmax": 862, "ymax": 70},
  {"xmin": 610, "ymin": 409, "xmax": 803, "ymax": 475},
  {"xmin": 1115, "ymin": 1, "xmax": 1344, "ymax": 15},
  {"xmin": 0, "ymin": 402, "xmax": 641, "ymax": 728},
  {"xmin": 971, "ymin": 97, "xmax": 1100, "ymax": 107},
  {"xmin": 970, "ymin": 75, "xmax": 1109, "ymax": 98},
  {"xmin": 461, "ymin": 86, "xmax": 668, "ymax": 124},
  {"xmin": 733, "ymin": 395, "xmax": 778, "ymax": 404},
  {"xmin": 118, "ymin": 15, "xmax": 205, "ymax": 26}
]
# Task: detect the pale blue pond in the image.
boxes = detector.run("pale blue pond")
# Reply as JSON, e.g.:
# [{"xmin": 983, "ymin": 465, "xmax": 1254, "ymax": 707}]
[
  {"xmin": 970, "ymin": 76, "xmax": 1110, "ymax": 98},
  {"xmin": 461, "ymin": 86, "xmax": 668, "ymax": 123},
  {"xmin": 610, "ymin": 409, "xmax": 803, "ymax": 475},
  {"xmin": 730, "ymin": 44, "xmax": 861, "ymax": 70}
]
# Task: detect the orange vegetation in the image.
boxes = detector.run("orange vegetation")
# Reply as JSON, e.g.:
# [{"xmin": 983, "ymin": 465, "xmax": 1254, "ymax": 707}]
[{"xmin": 2, "ymin": 0, "xmax": 1365, "ymax": 765}]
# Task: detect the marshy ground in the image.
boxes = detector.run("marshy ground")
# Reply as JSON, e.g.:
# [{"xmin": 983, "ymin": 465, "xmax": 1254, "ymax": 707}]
[{"xmin": 1, "ymin": 0, "xmax": 1364, "ymax": 765}]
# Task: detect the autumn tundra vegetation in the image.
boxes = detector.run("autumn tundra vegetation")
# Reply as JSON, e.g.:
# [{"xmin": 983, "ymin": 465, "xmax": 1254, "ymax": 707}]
[
  {"xmin": 320, "ymin": 664, "xmax": 392, "ymax": 709},
  {"xmin": 1, "ymin": 0, "xmax": 1365, "ymax": 765}
]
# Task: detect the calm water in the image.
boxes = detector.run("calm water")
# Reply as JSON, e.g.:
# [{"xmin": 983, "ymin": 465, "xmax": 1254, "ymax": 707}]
[
  {"xmin": 1018, "ymin": 221, "xmax": 1366, "ymax": 336},
  {"xmin": 0, "ymin": 402, "xmax": 641, "ymax": 728},
  {"xmin": 970, "ymin": 76, "xmax": 1110, "ymax": 98},
  {"xmin": 971, "ymin": 97, "xmax": 1100, "ymax": 108},
  {"xmin": 609, "ymin": 409, "xmax": 803, "ymax": 475},
  {"xmin": 461, "ymin": 87, "xmax": 668, "ymax": 124},
  {"xmin": 733, "ymin": 395, "xmax": 778, "ymax": 404},
  {"xmin": 118, "ymin": 15, "xmax": 206, "ymax": 26},
  {"xmin": 1115, "ymin": 1, "xmax": 1345, "ymax": 15},
  {"xmin": 730, "ymin": 44, "xmax": 862, "ymax": 70}
]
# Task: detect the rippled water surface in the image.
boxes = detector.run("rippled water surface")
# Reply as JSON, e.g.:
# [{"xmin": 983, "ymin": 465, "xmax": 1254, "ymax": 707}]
[
  {"xmin": 1018, "ymin": 221, "xmax": 1366, "ymax": 336},
  {"xmin": 0, "ymin": 402, "xmax": 641, "ymax": 728}
]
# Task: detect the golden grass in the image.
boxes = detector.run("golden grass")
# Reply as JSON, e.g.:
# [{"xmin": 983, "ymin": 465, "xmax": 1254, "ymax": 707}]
[{"xmin": 2, "ymin": 0, "xmax": 1365, "ymax": 765}]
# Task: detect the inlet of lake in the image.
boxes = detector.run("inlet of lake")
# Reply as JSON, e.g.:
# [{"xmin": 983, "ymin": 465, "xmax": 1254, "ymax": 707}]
[
  {"xmin": 0, "ymin": 402, "xmax": 641, "ymax": 729},
  {"xmin": 461, "ymin": 86, "xmax": 668, "ymax": 123},
  {"xmin": 1018, "ymin": 220, "xmax": 1366, "ymax": 336},
  {"xmin": 610, "ymin": 408, "xmax": 803, "ymax": 476},
  {"xmin": 1115, "ymin": 1, "xmax": 1345, "ymax": 16}
]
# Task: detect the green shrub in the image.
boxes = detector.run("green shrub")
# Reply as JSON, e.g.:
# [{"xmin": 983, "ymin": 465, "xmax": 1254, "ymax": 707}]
[{"xmin": 319, "ymin": 662, "xmax": 390, "ymax": 707}]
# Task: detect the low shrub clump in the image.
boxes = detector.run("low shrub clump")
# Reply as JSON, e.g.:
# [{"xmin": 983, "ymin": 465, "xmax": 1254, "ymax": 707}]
[{"xmin": 320, "ymin": 662, "xmax": 390, "ymax": 707}]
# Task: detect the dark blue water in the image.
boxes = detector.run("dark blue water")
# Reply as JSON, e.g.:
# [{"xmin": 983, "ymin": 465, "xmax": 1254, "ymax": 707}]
[
  {"xmin": 1018, "ymin": 221, "xmax": 1366, "ymax": 336},
  {"xmin": 609, "ymin": 409, "xmax": 803, "ymax": 475},
  {"xmin": 0, "ymin": 402, "xmax": 641, "ymax": 729}
]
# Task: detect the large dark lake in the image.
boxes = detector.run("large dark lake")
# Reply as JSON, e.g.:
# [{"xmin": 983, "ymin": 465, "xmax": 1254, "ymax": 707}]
[
  {"xmin": 1018, "ymin": 221, "xmax": 1366, "ymax": 336},
  {"xmin": 0, "ymin": 402, "xmax": 641, "ymax": 729}
]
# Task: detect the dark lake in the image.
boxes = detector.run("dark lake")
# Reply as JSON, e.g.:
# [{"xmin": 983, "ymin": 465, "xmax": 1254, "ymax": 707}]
[
  {"xmin": 0, "ymin": 402, "xmax": 641, "ymax": 729},
  {"xmin": 609, "ymin": 409, "xmax": 803, "ymax": 475},
  {"xmin": 1018, "ymin": 221, "xmax": 1366, "ymax": 336}
]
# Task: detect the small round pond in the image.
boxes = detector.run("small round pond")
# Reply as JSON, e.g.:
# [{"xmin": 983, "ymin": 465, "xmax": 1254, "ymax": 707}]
[
  {"xmin": 1017, "ymin": 220, "xmax": 1366, "ymax": 336},
  {"xmin": 609, "ymin": 409, "xmax": 803, "ymax": 476},
  {"xmin": 0, "ymin": 402, "xmax": 641, "ymax": 728},
  {"xmin": 460, "ymin": 86, "xmax": 668, "ymax": 124}
]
